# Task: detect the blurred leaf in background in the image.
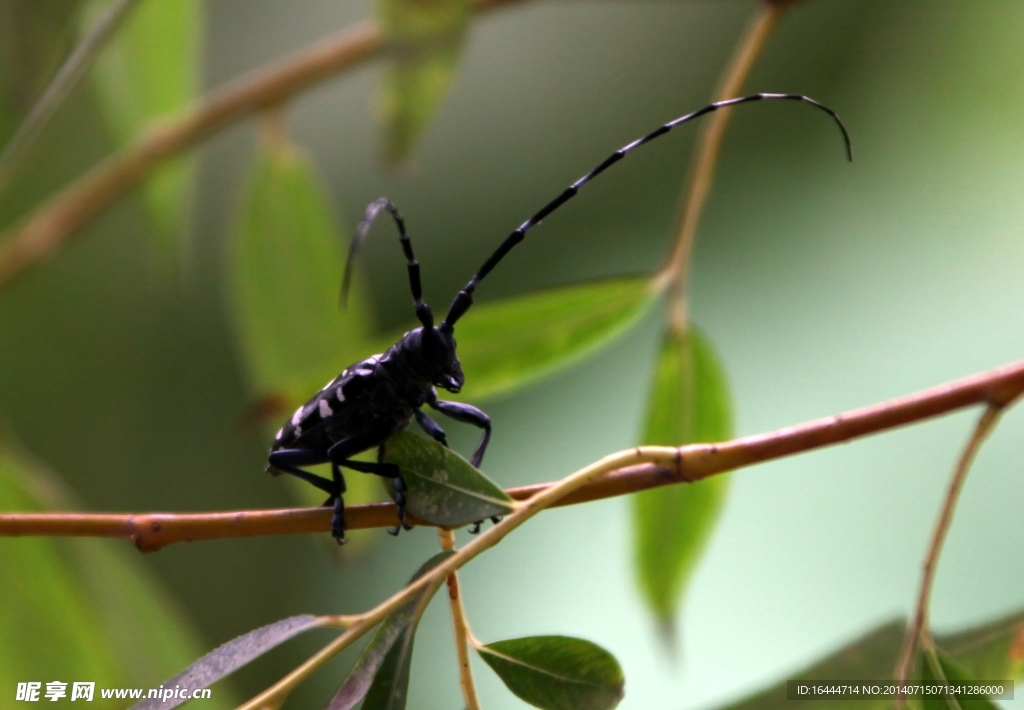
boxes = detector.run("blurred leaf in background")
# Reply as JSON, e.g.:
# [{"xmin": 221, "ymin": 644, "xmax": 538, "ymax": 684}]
[
  {"xmin": 633, "ymin": 323, "xmax": 732, "ymax": 636},
  {"xmin": 376, "ymin": 0, "xmax": 472, "ymax": 164},
  {"xmin": 84, "ymin": 0, "xmax": 201, "ymax": 268},
  {"xmin": 376, "ymin": 276, "xmax": 658, "ymax": 402},
  {"xmin": 229, "ymin": 134, "xmax": 381, "ymax": 529},
  {"xmin": 0, "ymin": 441, "xmax": 234, "ymax": 707},
  {"xmin": 230, "ymin": 135, "xmax": 373, "ymax": 401}
]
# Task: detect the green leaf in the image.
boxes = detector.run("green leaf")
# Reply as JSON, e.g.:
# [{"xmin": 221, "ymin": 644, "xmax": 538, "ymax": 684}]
[
  {"xmin": 922, "ymin": 647, "xmax": 961, "ymax": 710},
  {"xmin": 938, "ymin": 610, "xmax": 1024, "ymax": 681},
  {"xmin": 376, "ymin": 275, "xmax": 657, "ymax": 402},
  {"xmin": 715, "ymin": 612, "xmax": 1024, "ymax": 710},
  {"xmin": 376, "ymin": 0, "xmax": 472, "ymax": 163},
  {"xmin": 719, "ymin": 620, "xmax": 904, "ymax": 710},
  {"xmin": 130, "ymin": 615, "xmax": 324, "ymax": 710},
  {"xmin": 85, "ymin": 0, "xmax": 201, "ymax": 257},
  {"xmin": 230, "ymin": 138, "xmax": 372, "ymax": 398},
  {"xmin": 632, "ymin": 324, "xmax": 733, "ymax": 630},
  {"xmin": 926, "ymin": 648, "xmax": 1002, "ymax": 710},
  {"xmin": 381, "ymin": 430, "xmax": 514, "ymax": 526},
  {"xmin": 476, "ymin": 635, "xmax": 625, "ymax": 710},
  {"xmin": 0, "ymin": 447, "xmax": 122, "ymax": 690},
  {"xmin": 0, "ymin": 443, "xmax": 233, "ymax": 708},
  {"xmin": 327, "ymin": 551, "xmax": 454, "ymax": 710}
]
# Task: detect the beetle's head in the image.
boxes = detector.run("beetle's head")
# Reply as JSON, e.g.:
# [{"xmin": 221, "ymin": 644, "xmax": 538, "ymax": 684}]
[{"xmin": 403, "ymin": 325, "xmax": 464, "ymax": 393}]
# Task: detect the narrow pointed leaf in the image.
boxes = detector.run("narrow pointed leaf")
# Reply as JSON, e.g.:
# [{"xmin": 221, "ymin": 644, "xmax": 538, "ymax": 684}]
[
  {"xmin": 632, "ymin": 324, "xmax": 732, "ymax": 629},
  {"xmin": 381, "ymin": 430, "xmax": 514, "ymax": 526},
  {"xmin": 0, "ymin": 444, "xmax": 232, "ymax": 708},
  {"xmin": 360, "ymin": 620, "xmax": 417, "ymax": 710},
  {"xmin": 85, "ymin": 0, "xmax": 201, "ymax": 254},
  {"xmin": 476, "ymin": 635, "xmax": 624, "ymax": 710},
  {"xmin": 131, "ymin": 615, "xmax": 325, "ymax": 710},
  {"xmin": 230, "ymin": 139, "xmax": 372, "ymax": 398},
  {"xmin": 376, "ymin": 0, "xmax": 472, "ymax": 163},
  {"xmin": 327, "ymin": 551, "xmax": 453, "ymax": 710},
  {"xmin": 378, "ymin": 276, "xmax": 658, "ymax": 402}
]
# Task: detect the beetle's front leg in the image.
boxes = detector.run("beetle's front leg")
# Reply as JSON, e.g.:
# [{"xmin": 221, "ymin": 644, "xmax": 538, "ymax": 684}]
[
  {"xmin": 429, "ymin": 399, "xmax": 491, "ymax": 467},
  {"xmin": 415, "ymin": 409, "xmax": 448, "ymax": 446}
]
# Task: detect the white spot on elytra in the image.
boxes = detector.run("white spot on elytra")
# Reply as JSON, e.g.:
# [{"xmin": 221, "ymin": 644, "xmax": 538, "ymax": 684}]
[
  {"xmin": 291, "ymin": 406, "xmax": 304, "ymax": 426},
  {"xmin": 336, "ymin": 387, "xmax": 345, "ymax": 402},
  {"xmin": 319, "ymin": 399, "xmax": 333, "ymax": 418},
  {"xmin": 294, "ymin": 425, "xmax": 302, "ymax": 437},
  {"xmin": 275, "ymin": 428, "xmax": 284, "ymax": 440}
]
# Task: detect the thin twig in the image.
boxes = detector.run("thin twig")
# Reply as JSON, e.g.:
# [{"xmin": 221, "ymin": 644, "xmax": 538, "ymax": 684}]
[
  {"xmin": 2, "ymin": 358, "xmax": 1023, "ymax": 550},
  {"xmin": 439, "ymin": 528, "xmax": 481, "ymax": 710},
  {"xmin": 658, "ymin": 2, "xmax": 787, "ymax": 328},
  {"xmin": 0, "ymin": 0, "xmax": 143, "ymax": 196},
  {"xmin": 893, "ymin": 403, "xmax": 1007, "ymax": 700},
  {"xmin": 0, "ymin": 0, "xmax": 526, "ymax": 290}
]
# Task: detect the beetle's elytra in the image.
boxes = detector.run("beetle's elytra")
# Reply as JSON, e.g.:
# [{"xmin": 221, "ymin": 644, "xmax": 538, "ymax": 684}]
[{"xmin": 266, "ymin": 93, "xmax": 851, "ymax": 543}]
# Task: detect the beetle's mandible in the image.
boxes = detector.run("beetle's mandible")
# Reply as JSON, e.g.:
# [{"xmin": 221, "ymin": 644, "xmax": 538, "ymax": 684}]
[{"xmin": 266, "ymin": 93, "xmax": 852, "ymax": 543}]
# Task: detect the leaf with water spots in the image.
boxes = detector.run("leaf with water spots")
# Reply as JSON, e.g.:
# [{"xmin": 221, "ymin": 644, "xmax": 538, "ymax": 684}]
[
  {"xmin": 381, "ymin": 430, "xmax": 514, "ymax": 526},
  {"xmin": 476, "ymin": 635, "xmax": 625, "ymax": 710}
]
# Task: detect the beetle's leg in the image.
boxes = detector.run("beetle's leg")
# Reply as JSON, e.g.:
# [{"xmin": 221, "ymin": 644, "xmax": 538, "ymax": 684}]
[
  {"xmin": 429, "ymin": 400, "xmax": 491, "ymax": 467},
  {"xmin": 330, "ymin": 463, "xmax": 348, "ymax": 544},
  {"xmin": 266, "ymin": 449, "xmax": 334, "ymax": 495},
  {"xmin": 415, "ymin": 409, "xmax": 448, "ymax": 447},
  {"xmin": 326, "ymin": 432, "xmax": 411, "ymax": 533},
  {"xmin": 429, "ymin": 400, "xmax": 495, "ymax": 532}
]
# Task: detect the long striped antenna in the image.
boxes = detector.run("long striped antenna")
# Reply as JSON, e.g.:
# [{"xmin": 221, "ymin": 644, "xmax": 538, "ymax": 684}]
[{"xmin": 440, "ymin": 93, "xmax": 852, "ymax": 330}]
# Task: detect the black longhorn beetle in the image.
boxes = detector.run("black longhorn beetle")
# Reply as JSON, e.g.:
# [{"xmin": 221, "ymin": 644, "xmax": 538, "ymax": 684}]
[{"xmin": 266, "ymin": 93, "xmax": 852, "ymax": 543}]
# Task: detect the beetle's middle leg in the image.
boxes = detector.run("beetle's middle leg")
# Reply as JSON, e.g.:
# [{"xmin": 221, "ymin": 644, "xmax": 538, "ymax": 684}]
[{"xmin": 326, "ymin": 432, "xmax": 411, "ymax": 535}]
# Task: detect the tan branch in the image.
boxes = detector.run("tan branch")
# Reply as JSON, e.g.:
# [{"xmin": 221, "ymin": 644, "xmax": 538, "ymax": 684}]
[
  {"xmin": 0, "ymin": 0, "xmax": 524, "ymax": 289},
  {"xmin": 893, "ymin": 403, "xmax": 1007, "ymax": 697},
  {"xmin": 439, "ymin": 529, "xmax": 481, "ymax": 710},
  {"xmin": 660, "ymin": 2, "xmax": 786, "ymax": 328},
  {"xmin": 2, "ymin": 359, "xmax": 1022, "ymax": 551}
]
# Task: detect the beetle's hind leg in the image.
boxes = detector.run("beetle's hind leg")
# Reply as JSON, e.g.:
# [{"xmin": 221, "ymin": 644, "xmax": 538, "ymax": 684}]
[{"xmin": 329, "ymin": 463, "xmax": 348, "ymax": 544}]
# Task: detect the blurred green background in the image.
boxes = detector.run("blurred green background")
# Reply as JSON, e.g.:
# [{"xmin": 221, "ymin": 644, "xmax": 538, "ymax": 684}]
[{"xmin": 1, "ymin": 0, "xmax": 1023, "ymax": 708}]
